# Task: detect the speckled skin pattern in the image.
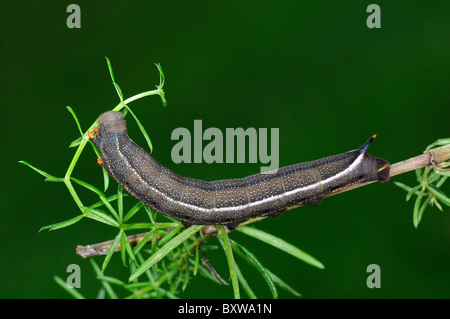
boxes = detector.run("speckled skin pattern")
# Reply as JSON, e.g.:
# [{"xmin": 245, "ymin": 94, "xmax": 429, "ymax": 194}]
[{"xmin": 94, "ymin": 111, "xmax": 390, "ymax": 227}]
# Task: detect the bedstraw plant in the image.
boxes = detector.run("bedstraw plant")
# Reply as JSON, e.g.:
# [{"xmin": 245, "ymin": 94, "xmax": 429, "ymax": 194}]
[
  {"xmin": 20, "ymin": 59, "xmax": 449, "ymax": 299},
  {"xmin": 20, "ymin": 58, "xmax": 317, "ymax": 299}
]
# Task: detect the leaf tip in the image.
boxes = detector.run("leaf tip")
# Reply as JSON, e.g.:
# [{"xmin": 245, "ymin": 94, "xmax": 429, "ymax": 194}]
[{"xmin": 39, "ymin": 225, "xmax": 51, "ymax": 232}]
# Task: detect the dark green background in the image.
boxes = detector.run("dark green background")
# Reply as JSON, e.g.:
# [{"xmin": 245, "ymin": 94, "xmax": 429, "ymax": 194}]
[{"xmin": 1, "ymin": 1, "xmax": 449, "ymax": 298}]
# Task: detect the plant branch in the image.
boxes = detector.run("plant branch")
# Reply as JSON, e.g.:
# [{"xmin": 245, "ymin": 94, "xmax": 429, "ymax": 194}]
[
  {"xmin": 76, "ymin": 225, "xmax": 218, "ymax": 258},
  {"xmin": 325, "ymin": 143, "xmax": 449, "ymax": 197},
  {"xmin": 75, "ymin": 144, "xmax": 450, "ymax": 258},
  {"xmin": 76, "ymin": 232, "xmax": 158, "ymax": 258}
]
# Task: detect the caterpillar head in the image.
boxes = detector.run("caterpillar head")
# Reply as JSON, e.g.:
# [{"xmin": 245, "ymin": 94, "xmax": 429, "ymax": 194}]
[{"xmin": 97, "ymin": 111, "xmax": 127, "ymax": 134}]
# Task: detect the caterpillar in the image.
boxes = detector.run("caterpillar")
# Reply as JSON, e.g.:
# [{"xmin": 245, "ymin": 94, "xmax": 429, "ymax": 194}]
[{"xmin": 92, "ymin": 111, "xmax": 390, "ymax": 229}]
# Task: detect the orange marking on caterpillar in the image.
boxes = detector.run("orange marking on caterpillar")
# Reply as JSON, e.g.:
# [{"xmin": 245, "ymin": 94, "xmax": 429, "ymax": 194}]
[
  {"xmin": 87, "ymin": 130, "xmax": 95, "ymax": 140},
  {"xmin": 88, "ymin": 127, "xmax": 99, "ymax": 139},
  {"xmin": 377, "ymin": 163, "xmax": 389, "ymax": 173},
  {"xmin": 97, "ymin": 157, "xmax": 103, "ymax": 166}
]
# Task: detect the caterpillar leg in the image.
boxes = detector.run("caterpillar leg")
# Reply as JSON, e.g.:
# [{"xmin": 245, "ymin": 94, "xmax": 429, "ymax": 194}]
[
  {"xmin": 87, "ymin": 127, "xmax": 99, "ymax": 140},
  {"xmin": 87, "ymin": 130, "xmax": 95, "ymax": 139}
]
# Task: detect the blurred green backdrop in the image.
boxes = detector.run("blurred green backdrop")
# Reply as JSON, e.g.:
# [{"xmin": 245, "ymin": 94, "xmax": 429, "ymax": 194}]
[{"xmin": 1, "ymin": 1, "xmax": 449, "ymax": 298}]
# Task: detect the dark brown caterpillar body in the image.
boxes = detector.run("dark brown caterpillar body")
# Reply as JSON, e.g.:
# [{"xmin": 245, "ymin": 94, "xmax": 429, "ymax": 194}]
[{"xmin": 93, "ymin": 111, "xmax": 390, "ymax": 228}]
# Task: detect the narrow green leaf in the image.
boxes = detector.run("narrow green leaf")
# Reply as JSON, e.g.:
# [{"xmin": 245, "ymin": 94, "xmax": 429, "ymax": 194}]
[
  {"xmin": 102, "ymin": 166, "xmax": 110, "ymax": 192},
  {"xmin": 70, "ymin": 177, "xmax": 121, "ymax": 221},
  {"xmin": 124, "ymin": 105, "xmax": 153, "ymax": 153},
  {"xmin": 145, "ymin": 206, "xmax": 157, "ymax": 224},
  {"xmin": 54, "ymin": 276, "xmax": 85, "ymax": 299},
  {"xmin": 86, "ymin": 137, "xmax": 110, "ymax": 192},
  {"xmin": 182, "ymin": 259, "xmax": 190, "ymax": 292},
  {"xmin": 114, "ymin": 83, "xmax": 124, "ymax": 102},
  {"xmin": 415, "ymin": 167, "xmax": 424, "ymax": 183},
  {"xmin": 129, "ymin": 225, "xmax": 203, "ymax": 282},
  {"xmin": 19, "ymin": 161, "xmax": 64, "ymax": 182},
  {"xmin": 236, "ymin": 226, "xmax": 325, "ymax": 269},
  {"xmin": 85, "ymin": 207, "xmax": 120, "ymax": 228},
  {"xmin": 266, "ymin": 269, "xmax": 302, "ymax": 297},
  {"xmin": 170, "ymin": 261, "xmax": 183, "ymax": 294},
  {"xmin": 155, "ymin": 222, "xmax": 181, "ymax": 229},
  {"xmin": 190, "ymin": 260, "xmax": 223, "ymax": 285},
  {"xmin": 219, "ymin": 226, "xmax": 240, "ymax": 299},
  {"xmin": 89, "ymin": 194, "xmax": 122, "ymax": 209},
  {"xmin": 193, "ymin": 245, "xmax": 200, "ymax": 276},
  {"xmin": 157, "ymin": 225, "xmax": 181, "ymax": 247},
  {"xmin": 105, "ymin": 57, "xmax": 124, "ymax": 101},
  {"xmin": 406, "ymin": 184, "xmax": 422, "ymax": 201},
  {"xmin": 39, "ymin": 214, "xmax": 84, "ymax": 232},
  {"xmin": 436, "ymin": 174, "xmax": 448, "ymax": 188},
  {"xmin": 123, "ymin": 201, "xmax": 144, "ymax": 223},
  {"xmin": 69, "ymin": 137, "xmax": 82, "ymax": 148},
  {"xmin": 413, "ymin": 189, "xmax": 425, "ymax": 228},
  {"xmin": 120, "ymin": 231, "xmax": 128, "ymax": 267},
  {"xmin": 66, "ymin": 106, "xmax": 84, "ymax": 137},
  {"xmin": 135, "ymin": 252, "xmax": 156, "ymax": 286},
  {"xmin": 393, "ymin": 181, "xmax": 413, "ymax": 193},
  {"xmin": 102, "ymin": 230, "xmax": 123, "ymax": 272},
  {"xmin": 150, "ymin": 231, "xmax": 158, "ymax": 254},
  {"xmin": 83, "ymin": 136, "xmax": 109, "ymax": 192},
  {"xmin": 117, "ymin": 185, "xmax": 123, "ymax": 220},
  {"xmin": 155, "ymin": 63, "xmax": 167, "ymax": 107},
  {"xmin": 427, "ymin": 171, "xmax": 442, "ymax": 184},
  {"xmin": 124, "ymin": 223, "xmax": 155, "ymax": 230},
  {"xmin": 418, "ymin": 196, "xmax": 431, "ymax": 224},
  {"xmin": 431, "ymin": 195, "xmax": 443, "ymax": 211},
  {"xmin": 96, "ymin": 275, "xmax": 127, "ymax": 287},
  {"xmin": 427, "ymin": 185, "xmax": 450, "ymax": 207},
  {"xmin": 232, "ymin": 240, "xmax": 277, "ymax": 299},
  {"xmin": 436, "ymin": 170, "xmax": 450, "ymax": 178},
  {"xmin": 156, "ymin": 63, "xmax": 165, "ymax": 88},
  {"xmin": 71, "ymin": 177, "xmax": 105, "ymax": 197},
  {"xmin": 122, "ymin": 231, "xmax": 137, "ymax": 264},
  {"xmin": 234, "ymin": 260, "xmax": 257, "ymax": 299},
  {"xmin": 71, "ymin": 177, "xmax": 120, "ymax": 221},
  {"xmin": 425, "ymin": 138, "xmax": 450, "ymax": 152},
  {"xmin": 133, "ymin": 230, "xmax": 154, "ymax": 255},
  {"xmin": 106, "ymin": 57, "xmax": 116, "ymax": 82},
  {"xmin": 90, "ymin": 259, "xmax": 118, "ymax": 299}
]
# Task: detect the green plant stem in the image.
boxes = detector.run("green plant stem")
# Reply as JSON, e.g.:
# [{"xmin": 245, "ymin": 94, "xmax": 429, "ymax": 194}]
[
  {"xmin": 121, "ymin": 89, "xmax": 162, "ymax": 106},
  {"xmin": 326, "ymin": 143, "xmax": 449, "ymax": 199},
  {"xmin": 219, "ymin": 226, "xmax": 240, "ymax": 299},
  {"xmin": 64, "ymin": 140, "xmax": 88, "ymax": 211},
  {"xmin": 129, "ymin": 225, "xmax": 203, "ymax": 282},
  {"xmin": 61, "ymin": 89, "xmax": 162, "ymax": 215}
]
